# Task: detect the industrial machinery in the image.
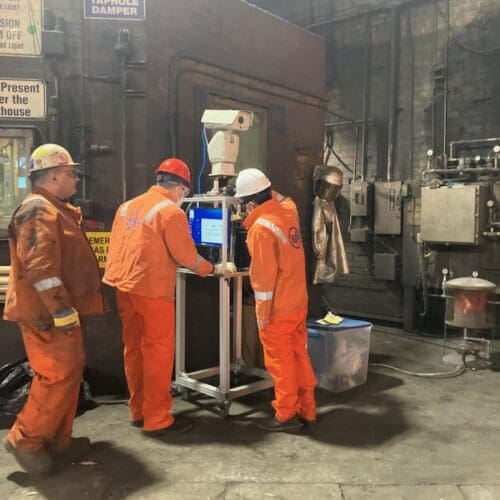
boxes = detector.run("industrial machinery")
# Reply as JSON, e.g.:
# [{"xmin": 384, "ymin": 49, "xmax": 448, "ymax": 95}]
[
  {"xmin": 444, "ymin": 277, "xmax": 497, "ymax": 369},
  {"xmin": 328, "ymin": 137, "xmax": 500, "ymax": 336},
  {"xmin": 174, "ymin": 110, "xmax": 273, "ymax": 416}
]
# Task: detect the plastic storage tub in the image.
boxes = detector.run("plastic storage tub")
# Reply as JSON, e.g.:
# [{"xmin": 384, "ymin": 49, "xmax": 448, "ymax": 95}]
[{"xmin": 307, "ymin": 318, "xmax": 372, "ymax": 393}]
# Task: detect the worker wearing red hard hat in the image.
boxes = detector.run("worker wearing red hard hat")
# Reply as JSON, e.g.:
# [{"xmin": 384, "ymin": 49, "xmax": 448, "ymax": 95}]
[
  {"xmin": 103, "ymin": 158, "xmax": 234, "ymax": 435},
  {"xmin": 236, "ymin": 168, "xmax": 317, "ymax": 432}
]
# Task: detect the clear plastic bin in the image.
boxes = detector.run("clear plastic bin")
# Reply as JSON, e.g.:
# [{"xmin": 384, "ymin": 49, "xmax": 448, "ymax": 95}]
[{"xmin": 307, "ymin": 318, "xmax": 372, "ymax": 393}]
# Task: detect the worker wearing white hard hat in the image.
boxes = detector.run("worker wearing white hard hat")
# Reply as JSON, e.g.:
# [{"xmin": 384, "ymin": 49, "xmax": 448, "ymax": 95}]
[{"xmin": 236, "ymin": 168, "xmax": 317, "ymax": 433}]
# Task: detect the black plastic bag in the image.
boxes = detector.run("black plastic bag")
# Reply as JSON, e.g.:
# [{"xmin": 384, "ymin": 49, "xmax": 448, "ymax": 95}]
[
  {"xmin": 0, "ymin": 358, "xmax": 32, "ymax": 417},
  {"xmin": 0, "ymin": 358, "xmax": 96, "ymax": 418}
]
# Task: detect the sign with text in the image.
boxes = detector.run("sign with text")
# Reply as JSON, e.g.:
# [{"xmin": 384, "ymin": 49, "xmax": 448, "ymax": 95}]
[
  {"xmin": 84, "ymin": 0, "xmax": 145, "ymax": 20},
  {"xmin": 86, "ymin": 232, "xmax": 111, "ymax": 269},
  {"xmin": 0, "ymin": 79, "xmax": 45, "ymax": 120},
  {"xmin": 0, "ymin": 0, "xmax": 42, "ymax": 56}
]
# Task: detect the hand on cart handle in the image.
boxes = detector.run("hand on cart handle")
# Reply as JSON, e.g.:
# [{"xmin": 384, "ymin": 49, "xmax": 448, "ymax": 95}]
[{"xmin": 213, "ymin": 262, "xmax": 237, "ymax": 275}]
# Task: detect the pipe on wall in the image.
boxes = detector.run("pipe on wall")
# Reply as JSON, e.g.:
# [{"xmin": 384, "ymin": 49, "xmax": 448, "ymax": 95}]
[
  {"xmin": 386, "ymin": 7, "xmax": 400, "ymax": 182},
  {"xmin": 360, "ymin": 12, "xmax": 371, "ymax": 181}
]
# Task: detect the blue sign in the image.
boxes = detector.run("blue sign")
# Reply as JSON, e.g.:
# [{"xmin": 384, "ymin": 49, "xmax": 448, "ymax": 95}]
[{"xmin": 84, "ymin": 0, "xmax": 145, "ymax": 21}]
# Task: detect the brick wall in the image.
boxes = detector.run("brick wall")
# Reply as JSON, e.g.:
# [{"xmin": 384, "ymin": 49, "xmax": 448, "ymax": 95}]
[
  {"xmin": 249, "ymin": 0, "xmax": 500, "ymax": 181},
  {"xmin": 248, "ymin": 0, "xmax": 500, "ymax": 322}
]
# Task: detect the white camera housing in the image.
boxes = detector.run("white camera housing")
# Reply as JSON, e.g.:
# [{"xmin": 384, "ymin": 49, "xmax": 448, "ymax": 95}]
[{"xmin": 201, "ymin": 110, "xmax": 253, "ymax": 131}]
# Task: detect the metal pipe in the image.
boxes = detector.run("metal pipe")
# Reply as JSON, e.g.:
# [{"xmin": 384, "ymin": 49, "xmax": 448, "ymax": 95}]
[
  {"xmin": 427, "ymin": 168, "xmax": 500, "ymax": 174},
  {"xmin": 386, "ymin": 8, "xmax": 399, "ymax": 182},
  {"xmin": 361, "ymin": 12, "xmax": 371, "ymax": 181},
  {"xmin": 79, "ymin": 5, "xmax": 87, "ymax": 200},
  {"xmin": 442, "ymin": 0, "xmax": 450, "ymax": 160},
  {"xmin": 120, "ymin": 58, "xmax": 127, "ymax": 202},
  {"xmin": 449, "ymin": 137, "xmax": 500, "ymax": 159},
  {"xmin": 406, "ymin": 11, "xmax": 415, "ymax": 179},
  {"xmin": 325, "ymin": 119, "xmax": 374, "ymax": 126}
]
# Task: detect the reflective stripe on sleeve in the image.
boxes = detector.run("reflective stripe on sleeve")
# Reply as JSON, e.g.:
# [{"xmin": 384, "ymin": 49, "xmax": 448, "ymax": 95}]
[
  {"xmin": 254, "ymin": 290, "xmax": 274, "ymax": 301},
  {"xmin": 119, "ymin": 201, "xmax": 131, "ymax": 216},
  {"xmin": 33, "ymin": 277, "xmax": 63, "ymax": 292},
  {"xmin": 53, "ymin": 308, "xmax": 80, "ymax": 328},
  {"xmin": 255, "ymin": 218, "xmax": 288, "ymax": 245},
  {"xmin": 145, "ymin": 199, "xmax": 174, "ymax": 222}
]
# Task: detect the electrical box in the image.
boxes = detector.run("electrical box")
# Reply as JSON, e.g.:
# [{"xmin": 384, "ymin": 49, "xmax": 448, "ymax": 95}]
[
  {"xmin": 420, "ymin": 185, "xmax": 488, "ymax": 245},
  {"xmin": 374, "ymin": 181, "xmax": 402, "ymax": 235},
  {"xmin": 350, "ymin": 227, "xmax": 369, "ymax": 243},
  {"xmin": 350, "ymin": 181, "xmax": 371, "ymax": 217},
  {"xmin": 42, "ymin": 30, "xmax": 65, "ymax": 56},
  {"xmin": 374, "ymin": 253, "xmax": 397, "ymax": 281}
]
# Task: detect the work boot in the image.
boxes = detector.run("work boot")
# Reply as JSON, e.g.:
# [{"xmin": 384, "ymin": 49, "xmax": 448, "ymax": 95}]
[
  {"xmin": 47, "ymin": 437, "xmax": 91, "ymax": 463},
  {"xmin": 298, "ymin": 416, "xmax": 317, "ymax": 430},
  {"xmin": 130, "ymin": 419, "xmax": 144, "ymax": 428},
  {"xmin": 143, "ymin": 418, "xmax": 193, "ymax": 436},
  {"xmin": 257, "ymin": 416, "xmax": 303, "ymax": 433},
  {"xmin": 3, "ymin": 436, "xmax": 52, "ymax": 474}
]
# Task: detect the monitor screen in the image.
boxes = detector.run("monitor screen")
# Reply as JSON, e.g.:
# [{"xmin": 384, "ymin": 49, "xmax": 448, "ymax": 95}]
[{"xmin": 188, "ymin": 208, "xmax": 228, "ymax": 247}]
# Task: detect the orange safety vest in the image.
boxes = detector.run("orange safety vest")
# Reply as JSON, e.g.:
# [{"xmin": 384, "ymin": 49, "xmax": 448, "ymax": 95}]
[
  {"xmin": 244, "ymin": 197, "xmax": 308, "ymax": 324},
  {"xmin": 103, "ymin": 186, "xmax": 213, "ymax": 299},
  {"xmin": 4, "ymin": 187, "xmax": 105, "ymax": 327}
]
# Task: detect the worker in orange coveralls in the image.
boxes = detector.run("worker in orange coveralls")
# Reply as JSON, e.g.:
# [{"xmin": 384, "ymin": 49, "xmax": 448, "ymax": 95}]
[
  {"xmin": 235, "ymin": 168, "xmax": 317, "ymax": 432},
  {"xmin": 103, "ymin": 158, "xmax": 235, "ymax": 435},
  {"xmin": 3, "ymin": 144, "xmax": 105, "ymax": 474}
]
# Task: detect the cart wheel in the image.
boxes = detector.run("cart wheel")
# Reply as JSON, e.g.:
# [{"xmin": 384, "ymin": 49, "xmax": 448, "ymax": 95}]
[{"xmin": 218, "ymin": 400, "xmax": 231, "ymax": 419}]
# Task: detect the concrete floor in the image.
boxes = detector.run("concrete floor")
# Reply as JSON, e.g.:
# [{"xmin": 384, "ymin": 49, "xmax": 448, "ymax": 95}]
[{"xmin": 0, "ymin": 328, "xmax": 499, "ymax": 499}]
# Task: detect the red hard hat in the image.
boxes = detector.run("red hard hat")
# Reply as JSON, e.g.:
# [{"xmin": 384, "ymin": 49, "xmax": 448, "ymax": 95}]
[{"xmin": 155, "ymin": 158, "xmax": 191, "ymax": 188}]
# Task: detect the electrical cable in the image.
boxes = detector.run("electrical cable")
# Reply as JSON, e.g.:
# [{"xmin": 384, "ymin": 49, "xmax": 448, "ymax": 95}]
[
  {"xmin": 329, "ymin": 147, "xmax": 354, "ymax": 173},
  {"xmin": 196, "ymin": 127, "xmax": 208, "ymax": 194},
  {"xmin": 369, "ymin": 357, "xmax": 465, "ymax": 379},
  {"xmin": 433, "ymin": 0, "xmax": 500, "ymax": 55},
  {"xmin": 372, "ymin": 326, "xmax": 460, "ymax": 348}
]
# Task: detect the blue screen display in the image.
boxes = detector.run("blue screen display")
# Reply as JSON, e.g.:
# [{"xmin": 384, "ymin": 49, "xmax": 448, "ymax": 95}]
[{"xmin": 188, "ymin": 208, "xmax": 229, "ymax": 247}]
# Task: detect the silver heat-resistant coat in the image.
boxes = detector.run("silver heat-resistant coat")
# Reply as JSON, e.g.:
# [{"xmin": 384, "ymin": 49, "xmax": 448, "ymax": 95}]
[{"xmin": 312, "ymin": 165, "xmax": 350, "ymax": 284}]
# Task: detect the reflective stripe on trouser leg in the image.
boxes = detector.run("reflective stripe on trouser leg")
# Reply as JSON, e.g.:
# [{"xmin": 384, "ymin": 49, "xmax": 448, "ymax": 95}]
[
  {"xmin": 7, "ymin": 325, "xmax": 85, "ymax": 452},
  {"xmin": 124, "ymin": 293, "xmax": 175, "ymax": 432},
  {"xmin": 116, "ymin": 290, "xmax": 145, "ymax": 422}
]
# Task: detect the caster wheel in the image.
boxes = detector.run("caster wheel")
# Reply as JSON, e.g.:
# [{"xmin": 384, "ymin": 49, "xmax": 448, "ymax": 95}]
[
  {"xmin": 218, "ymin": 400, "xmax": 231, "ymax": 419},
  {"xmin": 180, "ymin": 388, "xmax": 191, "ymax": 401}
]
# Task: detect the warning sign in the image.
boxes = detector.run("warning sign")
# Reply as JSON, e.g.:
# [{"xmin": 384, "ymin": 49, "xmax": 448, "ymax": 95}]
[
  {"xmin": 0, "ymin": 0, "xmax": 42, "ymax": 56},
  {"xmin": 0, "ymin": 79, "xmax": 45, "ymax": 120},
  {"xmin": 84, "ymin": 0, "xmax": 145, "ymax": 20},
  {"xmin": 86, "ymin": 232, "xmax": 111, "ymax": 269}
]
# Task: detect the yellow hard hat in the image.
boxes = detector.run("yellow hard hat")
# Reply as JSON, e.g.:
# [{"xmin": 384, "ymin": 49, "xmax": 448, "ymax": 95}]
[{"xmin": 29, "ymin": 143, "xmax": 80, "ymax": 175}]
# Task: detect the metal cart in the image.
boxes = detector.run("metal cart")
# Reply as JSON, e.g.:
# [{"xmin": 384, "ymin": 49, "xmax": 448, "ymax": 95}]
[{"xmin": 174, "ymin": 196, "xmax": 273, "ymax": 417}]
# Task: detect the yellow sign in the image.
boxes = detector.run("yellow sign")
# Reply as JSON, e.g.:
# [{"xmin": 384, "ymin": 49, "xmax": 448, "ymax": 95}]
[
  {"xmin": 0, "ymin": 0, "xmax": 42, "ymax": 56},
  {"xmin": 86, "ymin": 232, "xmax": 111, "ymax": 269}
]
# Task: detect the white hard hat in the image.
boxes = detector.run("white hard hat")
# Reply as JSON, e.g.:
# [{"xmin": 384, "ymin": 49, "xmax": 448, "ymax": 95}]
[
  {"xmin": 29, "ymin": 143, "xmax": 79, "ymax": 175},
  {"xmin": 235, "ymin": 168, "xmax": 271, "ymax": 198}
]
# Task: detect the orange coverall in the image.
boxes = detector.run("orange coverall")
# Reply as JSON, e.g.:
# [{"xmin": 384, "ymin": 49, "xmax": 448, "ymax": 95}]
[
  {"xmin": 244, "ymin": 196, "xmax": 317, "ymax": 422},
  {"xmin": 4, "ymin": 187, "xmax": 104, "ymax": 452},
  {"xmin": 103, "ymin": 186, "xmax": 213, "ymax": 431}
]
